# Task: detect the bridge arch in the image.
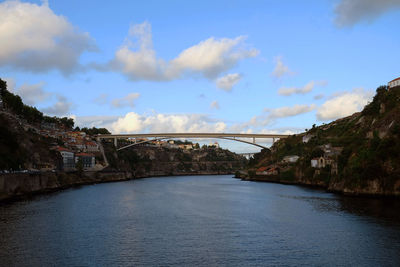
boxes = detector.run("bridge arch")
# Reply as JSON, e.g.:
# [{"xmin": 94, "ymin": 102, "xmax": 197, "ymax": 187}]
[{"xmin": 96, "ymin": 133, "xmax": 289, "ymax": 151}]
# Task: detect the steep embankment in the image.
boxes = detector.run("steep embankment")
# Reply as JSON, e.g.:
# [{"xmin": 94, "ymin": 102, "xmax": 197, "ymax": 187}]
[{"xmin": 242, "ymin": 85, "xmax": 400, "ymax": 197}]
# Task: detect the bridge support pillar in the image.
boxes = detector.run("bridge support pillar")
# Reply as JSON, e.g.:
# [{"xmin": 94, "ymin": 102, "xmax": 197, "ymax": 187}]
[
  {"xmin": 114, "ymin": 138, "xmax": 117, "ymax": 147},
  {"xmin": 253, "ymin": 137, "xmax": 255, "ymax": 143},
  {"xmin": 272, "ymin": 137, "xmax": 275, "ymax": 144}
]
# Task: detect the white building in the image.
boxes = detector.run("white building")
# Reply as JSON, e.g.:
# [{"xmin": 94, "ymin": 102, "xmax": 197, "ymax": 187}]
[
  {"xmin": 388, "ymin": 77, "xmax": 400, "ymax": 88},
  {"xmin": 57, "ymin": 147, "xmax": 75, "ymax": 170},
  {"xmin": 283, "ymin": 155, "xmax": 300, "ymax": 163},
  {"xmin": 302, "ymin": 134, "xmax": 314, "ymax": 143}
]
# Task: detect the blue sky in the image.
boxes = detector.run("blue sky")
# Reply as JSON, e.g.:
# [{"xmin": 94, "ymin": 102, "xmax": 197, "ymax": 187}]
[{"xmin": 1, "ymin": 0, "xmax": 400, "ymax": 152}]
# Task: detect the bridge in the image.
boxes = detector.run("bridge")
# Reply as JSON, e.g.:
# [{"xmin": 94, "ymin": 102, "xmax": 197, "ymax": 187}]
[{"xmin": 96, "ymin": 133, "xmax": 290, "ymax": 151}]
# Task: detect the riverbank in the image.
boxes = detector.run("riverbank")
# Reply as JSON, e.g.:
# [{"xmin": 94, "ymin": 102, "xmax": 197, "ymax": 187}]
[
  {"xmin": 235, "ymin": 172, "xmax": 400, "ymax": 198},
  {"xmin": 0, "ymin": 170, "xmax": 234, "ymax": 202}
]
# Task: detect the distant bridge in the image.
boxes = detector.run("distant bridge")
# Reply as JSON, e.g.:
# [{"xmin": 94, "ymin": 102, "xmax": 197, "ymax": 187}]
[{"xmin": 96, "ymin": 133, "xmax": 290, "ymax": 151}]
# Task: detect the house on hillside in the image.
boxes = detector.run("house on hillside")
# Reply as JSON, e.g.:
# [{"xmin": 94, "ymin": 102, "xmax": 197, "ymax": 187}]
[
  {"xmin": 388, "ymin": 77, "xmax": 400, "ymax": 88},
  {"xmin": 282, "ymin": 155, "xmax": 299, "ymax": 163},
  {"xmin": 302, "ymin": 134, "xmax": 314, "ymax": 143},
  {"xmin": 75, "ymin": 153, "xmax": 95, "ymax": 169},
  {"xmin": 311, "ymin": 157, "xmax": 326, "ymax": 168},
  {"xmin": 388, "ymin": 77, "xmax": 400, "ymax": 89},
  {"xmin": 56, "ymin": 147, "xmax": 75, "ymax": 170},
  {"xmin": 85, "ymin": 141, "xmax": 99, "ymax": 152}
]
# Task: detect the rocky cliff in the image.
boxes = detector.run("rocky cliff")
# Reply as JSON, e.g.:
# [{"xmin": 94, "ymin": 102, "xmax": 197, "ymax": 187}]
[{"xmin": 241, "ymin": 85, "xmax": 400, "ymax": 197}]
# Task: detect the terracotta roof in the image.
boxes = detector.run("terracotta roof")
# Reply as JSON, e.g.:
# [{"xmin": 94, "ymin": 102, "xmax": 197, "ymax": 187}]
[
  {"xmin": 389, "ymin": 77, "xmax": 400, "ymax": 83},
  {"xmin": 56, "ymin": 147, "xmax": 72, "ymax": 152},
  {"xmin": 257, "ymin": 166, "xmax": 268, "ymax": 172},
  {"xmin": 85, "ymin": 141, "xmax": 97, "ymax": 146},
  {"xmin": 76, "ymin": 153, "xmax": 94, "ymax": 157}
]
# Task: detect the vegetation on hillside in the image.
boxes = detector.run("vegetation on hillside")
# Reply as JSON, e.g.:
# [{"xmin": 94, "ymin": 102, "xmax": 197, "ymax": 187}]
[
  {"xmin": 248, "ymin": 85, "xmax": 400, "ymax": 194},
  {"xmin": 0, "ymin": 78, "xmax": 74, "ymax": 129}
]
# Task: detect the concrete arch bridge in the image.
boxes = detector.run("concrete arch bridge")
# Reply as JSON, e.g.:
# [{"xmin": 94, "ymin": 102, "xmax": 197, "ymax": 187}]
[{"xmin": 96, "ymin": 133, "xmax": 289, "ymax": 151}]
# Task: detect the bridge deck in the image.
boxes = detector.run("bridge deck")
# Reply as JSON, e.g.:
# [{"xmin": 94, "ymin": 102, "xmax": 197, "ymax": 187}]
[{"xmin": 97, "ymin": 133, "xmax": 290, "ymax": 139}]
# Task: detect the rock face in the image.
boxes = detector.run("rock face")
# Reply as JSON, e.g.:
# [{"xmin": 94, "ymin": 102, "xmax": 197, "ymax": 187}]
[{"xmin": 243, "ymin": 85, "xmax": 400, "ymax": 197}]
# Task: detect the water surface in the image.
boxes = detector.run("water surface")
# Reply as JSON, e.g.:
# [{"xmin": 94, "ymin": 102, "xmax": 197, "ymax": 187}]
[{"xmin": 1, "ymin": 175, "xmax": 400, "ymax": 266}]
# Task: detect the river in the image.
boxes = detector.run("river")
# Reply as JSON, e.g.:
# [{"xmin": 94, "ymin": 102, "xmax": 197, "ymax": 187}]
[{"xmin": 1, "ymin": 175, "xmax": 400, "ymax": 266}]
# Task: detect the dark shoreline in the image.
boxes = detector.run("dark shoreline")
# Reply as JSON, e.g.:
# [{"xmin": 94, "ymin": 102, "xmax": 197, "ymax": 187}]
[
  {"xmin": 236, "ymin": 175, "xmax": 400, "ymax": 199},
  {"xmin": 0, "ymin": 171, "xmax": 235, "ymax": 204}
]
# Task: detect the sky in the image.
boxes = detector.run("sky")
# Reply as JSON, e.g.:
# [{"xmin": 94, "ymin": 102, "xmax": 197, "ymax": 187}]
[{"xmin": 1, "ymin": 0, "xmax": 400, "ymax": 152}]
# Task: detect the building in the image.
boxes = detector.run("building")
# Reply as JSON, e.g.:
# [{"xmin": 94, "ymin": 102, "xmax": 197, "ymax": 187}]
[
  {"xmin": 208, "ymin": 142, "xmax": 220, "ymax": 148},
  {"xmin": 282, "ymin": 155, "xmax": 299, "ymax": 163},
  {"xmin": 85, "ymin": 141, "xmax": 99, "ymax": 152},
  {"xmin": 302, "ymin": 134, "xmax": 314, "ymax": 143},
  {"xmin": 75, "ymin": 153, "xmax": 95, "ymax": 169},
  {"xmin": 311, "ymin": 156, "xmax": 337, "ymax": 169},
  {"xmin": 388, "ymin": 77, "xmax": 400, "ymax": 89},
  {"xmin": 56, "ymin": 147, "xmax": 75, "ymax": 170}
]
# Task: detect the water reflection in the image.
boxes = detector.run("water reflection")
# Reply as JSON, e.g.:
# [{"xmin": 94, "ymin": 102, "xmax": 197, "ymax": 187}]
[{"xmin": 0, "ymin": 176, "xmax": 399, "ymax": 266}]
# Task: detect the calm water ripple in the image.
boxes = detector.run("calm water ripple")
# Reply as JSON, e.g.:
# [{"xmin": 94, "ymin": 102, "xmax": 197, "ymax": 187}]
[{"xmin": 1, "ymin": 175, "xmax": 400, "ymax": 266}]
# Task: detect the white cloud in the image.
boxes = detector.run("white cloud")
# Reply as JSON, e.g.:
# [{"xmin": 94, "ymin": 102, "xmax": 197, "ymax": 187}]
[
  {"xmin": 334, "ymin": 0, "xmax": 400, "ymax": 27},
  {"xmin": 111, "ymin": 93, "xmax": 140, "ymax": 108},
  {"xmin": 42, "ymin": 95, "xmax": 72, "ymax": 116},
  {"xmin": 0, "ymin": 0, "xmax": 96, "ymax": 74},
  {"xmin": 216, "ymin": 73, "xmax": 242, "ymax": 91},
  {"xmin": 210, "ymin": 101, "xmax": 220, "ymax": 110},
  {"xmin": 111, "ymin": 112, "xmax": 227, "ymax": 134},
  {"xmin": 316, "ymin": 88, "xmax": 373, "ymax": 121},
  {"xmin": 278, "ymin": 80, "xmax": 327, "ymax": 96},
  {"xmin": 271, "ymin": 56, "xmax": 294, "ymax": 78},
  {"xmin": 230, "ymin": 104, "xmax": 316, "ymax": 131},
  {"xmin": 10, "ymin": 81, "xmax": 50, "ymax": 105},
  {"xmin": 71, "ymin": 115, "xmax": 119, "ymax": 129},
  {"xmin": 266, "ymin": 104, "xmax": 316, "ymax": 119},
  {"xmin": 110, "ymin": 21, "xmax": 258, "ymax": 81}
]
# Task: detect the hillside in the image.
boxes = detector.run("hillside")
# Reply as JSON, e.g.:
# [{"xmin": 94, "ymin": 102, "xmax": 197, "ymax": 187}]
[
  {"xmin": 242, "ymin": 85, "xmax": 400, "ymax": 196},
  {"xmin": 103, "ymin": 142, "xmax": 247, "ymax": 177}
]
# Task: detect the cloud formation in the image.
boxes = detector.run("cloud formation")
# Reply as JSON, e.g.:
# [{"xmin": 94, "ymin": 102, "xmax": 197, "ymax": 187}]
[
  {"xmin": 266, "ymin": 104, "xmax": 316, "ymax": 119},
  {"xmin": 10, "ymin": 81, "xmax": 50, "ymax": 105},
  {"xmin": 0, "ymin": 0, "xmax": 96, "ymax": 74},
  {"xmin": 316, "ymin": 88, "xmax": 373, "ymax": 121},
  {"xmin": 234, "ymin": 104, "xmax": 316, "ymax": 130},
  {"xmin": 271, "ymin": 56, "xmax": 294, "ymax": 78},
  {"xmin": 42, "ymin": 95, "xmax": 72, "ymax": 116},
  {"xmin": 216, "ymin": 73, "xmax": 242, "ymax": 91},
  {"xmin": 278, "ymin": 80, "xmax": 327, "ymax": 96},
  {"xmin": 71, "ymin": 115, "xmax": 119, "ymax": 129},
  {"xmin": 334, "ymin": 0, "xmax": 400, "ymax": 27},
  {"xmin": 111, "ymin": 112, "xmax": 227, "ymax": 134},
  {"xmin": 111, "ymin": 93, "xmax": 140, "ymax": 108},
  {"xmin": 110, "ymin": 22, "xmax": 258, "ymax": 81}
]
